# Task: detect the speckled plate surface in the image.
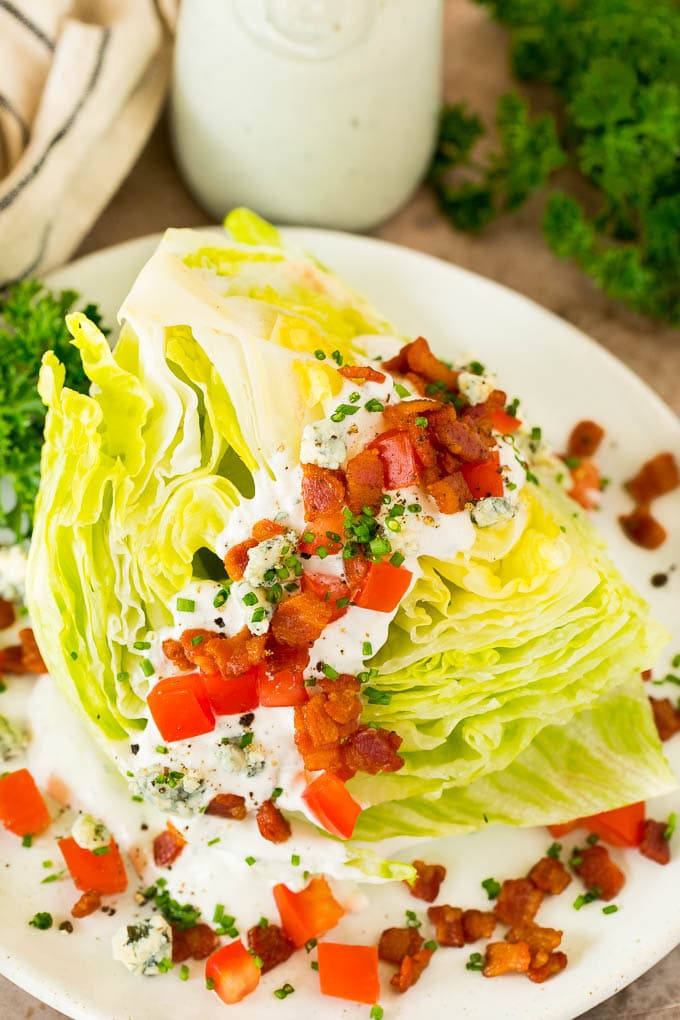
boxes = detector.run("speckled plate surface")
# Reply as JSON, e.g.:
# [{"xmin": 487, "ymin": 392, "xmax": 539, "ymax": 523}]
[{"xmin": 1, "ymin": 229, "xmax": 679, "ymax": 1020}]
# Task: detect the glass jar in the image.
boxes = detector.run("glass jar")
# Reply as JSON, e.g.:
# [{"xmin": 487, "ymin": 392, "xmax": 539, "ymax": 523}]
[{"xmin": 171, "ymin": 0, "xmax": 443, "ymax": 230}]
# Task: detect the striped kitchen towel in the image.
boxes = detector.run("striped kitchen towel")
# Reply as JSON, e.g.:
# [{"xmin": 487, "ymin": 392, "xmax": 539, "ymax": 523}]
[{"xmin": 0, "ymin": 0, "xmax": 177, "ymax": 285}]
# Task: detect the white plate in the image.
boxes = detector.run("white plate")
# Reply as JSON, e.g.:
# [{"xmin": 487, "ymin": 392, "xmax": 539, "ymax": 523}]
[{"xmin": 2, "ymin": 229, "xmax": 680, "ymax": 1020}]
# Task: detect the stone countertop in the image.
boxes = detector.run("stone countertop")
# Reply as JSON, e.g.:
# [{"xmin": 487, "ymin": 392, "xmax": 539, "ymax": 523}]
[{"xmin": 2, "ymin": 1, "xmax": 679, "ymax": 1017}]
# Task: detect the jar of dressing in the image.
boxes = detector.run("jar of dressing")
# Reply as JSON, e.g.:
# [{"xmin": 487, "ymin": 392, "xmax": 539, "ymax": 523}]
[{"xmin": 171, "ymin": 0, "xmax": 443, "ymax": 230}]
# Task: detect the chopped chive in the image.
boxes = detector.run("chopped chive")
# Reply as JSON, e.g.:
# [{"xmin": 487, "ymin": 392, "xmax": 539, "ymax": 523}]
[
  {"xmin": 349, "ymin": 391, "xmax": 361, "ymax": 403},
  {"xmin": 586, "ymin": 833, "xmax": 600, "ymax": 845},
  {"xmin": 245, "ymin": 856, "xmax": 256, "ymax": 866},
  {"xmin": 41, "ymin": 870, "xmax": 65, "ymax": 884},
  {"xmin": 213, "ymin": 588, "xmax": 229, "ymax": 608},
  {"xmin": 331, "ymin": 350, "xmax": 343, "ymax": 366},
  {"xmin": 213, "ymin": 904, "xmax": 225, "ymax": 924},
  {"xmin": 141, "ymin": 659, "xmax": 155, "ymax": 677},
  {"xmin": 29, "ymin": 912, "xmax": 52, "ymax": 930},
  {"xmin": 131, "ymin": 795, "xmax": 143, "ymax": 802},
  {"xmin": 466, "ymin": 951, "xmax": 484, "ymax": 971},
  {"xmin": 546, "ymin": 842, "xmax": 562, "ymax": 859},
  {"xmin": 364, "ymin": 398, "xmax": 384, "ymax": 412},
  {"xmin": 156, "ymin": 745, "xmax": 168, "ymax": 755},
  {"xmin": 370, "ymin": 1007, "xmax": 384, "ymax": 1020},
  {"xmin": 663, "ymin": 812, "xmax": 677, "ymax": 840},
  {"xmin": 93, "ymin": 846, "xmax": 110, "ymax": 856},
  {"xmin": 240, "ymin": 732, "xmax": 254, "ymax": 749},
  {"xmin": 314, "ymin": 349, "xmax": 326, "ymax": 360},
  {"xmin": 22, "ymin": 834, "xmax": 32, "ymax": 848},
  {"xmin": 424, "ymin": 940, "xmax": 438, "ymax": 951},
  {"xmin": 274, "ymin": 983, "xmax": 295, "ymax": 999},
  {"xmin": 531, "ymin": 426, "xmax": 542, "ymax": 442},
  {"xmin": 481, "ymin": 877, "xmax": 501, "ymax": 900},
  {"xmin": 251, "ymin": 607, "xmax": 266, "ymax": 623},
  {"xmin": 117, "ymin": 671, "xmax": 129, "ymax": 681},
  {"xmin": 291, "ymin": 854, "xmax": 301, "ymax": 866},
  {"xmin": 414, "ymin": 416, "xmax": 428, "ymax": 427},
  {"xmin": 321, "ymin": 663, "xmax": 339, "ymax": 680},
  {"xmin": 407, "ymin": 503, "xmax": 422, "ymax": 513},
  {"xmin": 469, "ymin": 360, "xmax": 485, "ymax": 375},
  {"xmin": 69, "ymin": 651, "xmax": 78, "ymax": 661},
  {"xmin": 305, "ymin": 937, "xmax": 317, "ymax": 952},
  {"xmin": 385, "ymin": 518, "xmax": 401, "ymax": 532},
  {"xmin": 394, "ymin": 383, "xmax": 411, "ymax": 398},
  {"xmin": 179, "ymin": 964, "xmax": 190, "ymax": 981},
  {"xmin": 206, "ymin": 978, "xmax": 215, "ymax": 990},
  {"xmin": 176, "ymin": 597, "xmax": 195, "ymax": 612},
  {"xmin": 564, "ymin": 456, "xmax": 581, "ymax": 469},
  {"xmin": 191, "ymin": 635, "xmax": 204, "ymax": 646},
  {"xmin": 250, "ymin": 952, "xmax": 263, "ymax": 968},
  {"xmin": 405, "ymin": 909, "xmax": 421, "ymax": 928},
  {"xmin": 330, "ymin": 411, "xmax": 345, "ymax": 423},
  {"xmin": 242, "ymin": 592, "xmax": 257, "ymax": 606},
  {"xmin": 133, "ymin": 640, "xmax": 151, "ymax": 650},
  {"xmin": 602, "ymin": 904, "xmax": 619, "ymax": 915},
  {"xmin": 335, "ymin": 596, "xmax": 350, "ymax": 608},
  {"xmin": 389, "ymin": 552, "xmax": 405, "ymax": 567},
  {"xmin": 673, "ymin": 653, "xmax": 680, "ymax": 669},
  {"xmin": 362, "ymin": 641, "xmax": 373, "ymax": 657},
  {"xmin": 42, "ymin": 860, "xmax": 53, "ymax": 868},
  {"xmin": 207, "ymin": 837, "xmax": 220, "ymax": 847},
  {"xmin": 258, "ymin": 916, "xmax": 269, "ymax": 928},
  {"xmin": 310, "ymin": 960, "xmax": 319, "ymax": 971},
  {"xmin": 316, "ymin": 545, "xmax": 328, "ymax": 559},
  {"xmin": 507, "ymin": 397, "xmax": 520, "ymax": 416}
]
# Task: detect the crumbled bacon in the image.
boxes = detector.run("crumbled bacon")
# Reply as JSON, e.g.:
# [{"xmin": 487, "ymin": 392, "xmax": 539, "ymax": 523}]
[
  {"xmin": 271, "ymin": 591, "xmax": 335, "ymax": 648},
  {"xmin": 390, "ymin": 946, "xmax": 434, "ymax": 993},
  {"xmin": 462, "ymin": 909, "xmax": 497, "ymax": 943},
  {"xmin": 301, "ymin": 464, "xmax": 346, "ymax": 519},
  {"xmin": 256, "ymin": 799, "xmax": 291, "ymax": 844},
  {"xmin": 461, "ymin": 391, "xmax": 507, "ymax": 438},
  {"xmin": 483, "ymin": 941, "xmax": 531, "ymax": 977},
  {"xmin": 172, "ymin": 922, "xmax": 219, "ymax": 963},
  {"xmin": 252, "ymin": 518, "xmax": 286, "ymax": 541},
  {"xmin": 639, "ymin": 819, "xmax": 671, "ymax": 865},
  {"xmin": 426, "ymin": 472, "xmax": 472, "ymax": 514},
  {"xmin": 427, "ymin": 905, "xmax": 464, "ymax": 947},
  {"xmin": 428, "ymin": 408, "xmax": 489, "ymax": 463},
  {"xmin": 181, "ymin": 626, "xmax": 266, "ymax": 677},
  {"xmin": 344, "ymin": 554, "xmax": 370, "ymax": 594},
  {"xmin": 506, "ymin": 922, "xmax": 562, "ymax": 969},
  {"xmin": 625, "ymin": 452, "xmax": 680, "ymax": 504},
  {"xmin": 161, "ymin": 638, "xmax": 193, "ymax": 672},
  {"xmin": 0, "ymin": 628, "xmax": 47, "ymax": 675},
  {"xmin": 650, "ymin": 697, "xmax": 680, "ymax": 741},
  {"xmin": 0, "ymin": 599, "xmax": 15, "ymax": 630},
  {"xmin": 247, "ymin": 921, "xmax": 295, "ymax": 974},
  {"xmin": 619, "ymin": 505, "xmax": 667, "ymax": 549},
  {"xmin": 338, "ymin": 364, "xmax": 386, "ymax": 384},
  {"xmin": 385, "ymin": 337, "xmax": 459, "ymax": 391},
  {"xmin": 205, "ymin": 793, "xmax": 248, "ymax": 820},
  {"xmin": 567, "ymin": 420, "xmax": 605, "ymax": 459},
  {"xmin": 383, "ymin": 398, "xmax": 439, "ymax": 431},
  {"xmin": 527, "ymin": 950, "xmax": 568, "ymax": 983},
  {"xmin": 153, "ymin": 821, "xmax": 187, "ymax": 867},
  {"xmin": 528, "ymin": 856, "xmax": 572, "ymax": 895},
  {"xmin": 345, "ymin": 448, "xmax": 385, "ymax": 515},
  {"xmin": 572, "ymin": 844, "xmax": 625, "ymax": 900},
  {"xmin": 406, "ymin": 859, "xmax": 446, "ymax": 903},
  {"xmin": 343, "ymin": 724, "xmax": 403, "ymax": 775},
  {"xmin": 493, "ymin": 879, "xmax": 544, "ymax": 927},
  {"xmin": 641, "ymin": 669, "xmax": 653, "ymax": 681},
  {"xmin": 224, "ymin": 538, "xmax": 258, "ymax": 581},
  {"xmin": 378, "ymin": 926, "xmax": 425, "ymax": 963},
  {"xmin": 71, "ymin": 889, "xmax": 102, "ymax": 918}
]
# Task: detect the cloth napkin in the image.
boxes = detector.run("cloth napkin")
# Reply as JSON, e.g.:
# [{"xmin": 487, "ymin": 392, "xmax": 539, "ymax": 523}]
[{"xmin": 0, "ymin": 0, "xmax": 177, "ymax": 286}]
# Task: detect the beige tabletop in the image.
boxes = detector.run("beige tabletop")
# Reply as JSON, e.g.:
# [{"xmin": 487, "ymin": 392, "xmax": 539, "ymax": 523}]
[{"xmin": 2, "ymin": 1, "xmax": 680, "ymax": 1018}]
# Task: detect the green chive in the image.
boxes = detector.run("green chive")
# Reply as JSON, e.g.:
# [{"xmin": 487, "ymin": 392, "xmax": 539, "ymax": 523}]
[
  {"xmin": 93, "ymin": 846, "xmax": 110, "ymax": 856},
  {"xmin": 673, "ymin": 653, "xmax": 680, "ymax": 669},
  {"xmin": 314, "ymin": 349, "xmax": 326, "ymax": 360},
  {"xmin": 291, "ymin": 854, "xmax": 300, "ymax": 866},
  {"xmin": 364, "ymin": 398, "xmax": 384, "ymax": 412},
  {"xmin": 531, "ymin": 426, "xmax": 542, "ymax": 442},
  {"xmin": 349, "ymin": 391, "xmax": 361, "ymax": 403},
  {"xmin": 176, "ymin": 597, "xmax": 195, "ymax": 612},
  {"xmin": 271, "ymin": 787, "xmax": 283, "ymax": 801},
  {"xmin": 335, "ymin": 596, "xmax": 350, "ymax": 608},
  {"xmin": 362, "ymin": 641, "xmax": 373, "ymax": 657},
  {"xmin": 274, "ymin": 983, "xmax": 295, "ymax": 999},
  {"xmin": 302, "ymin": 531, "xmax": 314, "ymax": 543},
  {"xmin": 414, "ymin": 416, "xmax": 428, "ymax": 427},
  {"xmin": 242, "ymin": 592, "xmax": 257, "ymax": 606},
  {"xmin": 206, "ymin": 978, "xmax": 215, "ymax": 990},
  {"xmin": 407, "ymin": 503, "xmax": 421, "ymax": 513},
  {"xmin": 305, "ymin": 937, "xmax": 317, "ymax": 952},
  {"xmin": 466, "ymin": 951, "xmax": 484, "ymax": 971},
  {"xmin": 133, "ymin": 640, "xmax": 151, "ymax": 650},
  {"xmin": 546, "ymin": 842, "xmax": 562, "ymax": 859},
  {"xmin": 156, "ymin": 745, "xmax": 168, "ymax": 755},
  {"xmin": 663, "ymin": 812, "xmax": 677, "ymax": 840},
  {"xmin": 321, "ymin": 663, "xmax": 339, "ymax": 680},
  {"xmin": 240, "ymin": 732, "xmax": 254, "ymax": 748},
  {"xmin": 117, "ymin": 671, "xmax": 129, "ymax": 681},
  {"xmin": 424, "ymin": 940, "xmax": 438, "ymax": 951},
  {"xmin": 213, "ymin": 588, "xmax": 229, "ymax": 608},
  {"xmin": 469, "ymin": 360, "xmax": 485, "ymax": 375},
  {"xmin": 330, "ymin": 411, "xmax": 345, "ymax": 423},
  {"xmin": 69, "ymin": 651, "xmax": 78, "ymax": 661},
  {"xmin": 141, "ymin": 659, "xmax": 155, "ymax": 677},
  {"xmin": 207, "ymin": 837, "xmax": 220, "ymax": 847},
  {"xmin": 331, "ymin": 350, "xmax": 343, "ymax": 366},
  {"xmin": 394, "ymin": 383, "xmax": 411, "ymax": 398},
  {"xmin": 310, "ymin": 960, "xmax": 319, "ymax": 971},
  {"xmin": 258, "ymin": 916, "xmax": 269, "ymax": 927},
  {"xmin": 41, "ymin": 871, "xmax": 65, "ymax": 884},
  {"xmin": 370, "ymin": 1007, "xmax": 384, "ymax": 1020},
  {"xmin": 131, "ymin": 795, "xmax": 143, "ymax": 802},
  {"xmin": 316, "ymin": 545, "xmax": 328, "ymax": 559},
  {"xmin": 42, "ymin": 860, "xmax": 53, "ymax": 868},
  {"xmin": 389, "ymin": 552, "xmax": 405, "ymax": 567},
  {"xmin": 245, "ymin": 856, "xmax": 256, "ymax": 866},
  {"xmin": 251, "ymin": 607, "xmax": 266, "ymax": 623},
  {"xmin": 179, "ymin": 964, "xmax": 189, "ymax": 981},
  {"xmin": 405, "ymin": 909, "xmax": 421, "ymax": 928},
  {"xmin": 22, "ymin": 834, "xmax": 32, "ymax": 848},
  {"xmin": 191, "ymin": 635, "xmax": 204, "ymax": 646},
  {"xmin": 481, "ymin": 877, "xmax": 500, "ymax": 900},
  {"xmin": 29, "ymin": 912, "xmax": 53, "ymax": 930},
  {"xmin": 602, "ymin": 904, "xmax": 619, "ymax": 915},
  {"xmin": 586, "ymin": 833, "xmax": 600, "ymax": 845}
]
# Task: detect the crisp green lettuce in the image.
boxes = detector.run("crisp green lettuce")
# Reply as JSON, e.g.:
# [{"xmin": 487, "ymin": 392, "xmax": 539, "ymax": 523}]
[{"xmin": 28, "ymin": 209, "xmax": 675, "ymax": 846}]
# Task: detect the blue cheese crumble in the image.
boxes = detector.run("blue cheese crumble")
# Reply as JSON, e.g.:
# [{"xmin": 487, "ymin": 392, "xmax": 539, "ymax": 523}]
[
  {"xmin": 71, "ymin": 813, "xmax": 111, "ymax": 851},
  {"xmin": 300, "ymin": 420, "xmax": 347, "ymax": 470},
  {"xmin": 112, "ymin": 916, "xmax": 173, "ymax": 976},
  {"xmin": 0, "ymin": 715, "xmax": 27, "ymax": 762},
  {"xmin": 129, "ymin": 766, "xmax": 209, "ymax": 817},
  {"xmin": 458, "ymin": 371, "xmax": 497, "ymax": 407},
  {"xmin": 471, "ymin": 497, "xmax": 516, "ymax": 528}
]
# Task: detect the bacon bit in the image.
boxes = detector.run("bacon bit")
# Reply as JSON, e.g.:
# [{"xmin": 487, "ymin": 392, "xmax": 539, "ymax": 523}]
[
  {"xmin": 528, "ymin": 856, "xmax": 572, "ymax": 895},
  {"xmin": 153, "ymin": 821, "xmax": 187, "ymax": 867},
  {"xmin": 224, "ymin": 538, "xmax": 258, "ymax": 581},
  {"xmin": 383, "ymin": 398, "xmax": 440, "ymax": 430},
  {"xmin": 161, "ymin": 638, "xmax": 193, "ymax": 672},
  {"xmin": 639, "ymin": 819, "xmax": 671, "ymax": 865},
  {"xmin": 641, "ymin": 669, "xmax": 653, "ymax": 681},
  {"xmin": 462, "ymin": 909, "xmax": 497, "ymax": 943},
  {"xmin": 428, "ymin": 408, "xmax": 489, "ymax": 463},
  {"xmin": 567, "ymin": 457, "xmax": 601, "ymax": 510},
  {"xmin": 567, "ymin": 420, "xmax": 605, "ymax": 459},
  {"xmin": 252, "ymin": 518, "xmax": 286, "ymax": 542},
  {"xmin": 338, "ymin": 364, "xmax": 386, "ymax": 384},
  {"xmin": 0, "ymin": 629, "xmax": 47, "ymax": 674},
  {"xmin": 344, "ymin": 554, "xmax": 370, "ymax": 594},
  {"xmin": 71, "ymin": 889, "xmax": 102, "ymax": 918},
  {"xmin": 378, "ymin": 926, "xmax": 425, "ymax": 963},
  {"xmin": 172, "ymin": 922, "xmax": 219, "ymax": 963},
  {"xmin": 427, "ymin": 905, "xmax": 464, "ymax": 947},
  {"xmin": 345, "ymin": 448, "xmax": 385, "ymax": 515},
  {"xmin": 406, "ymin": 859, "xmax": 446, "ymax": 903},
  {"xmin": 483, "ymin": 941, "xmax": 531, "ymax": 977},
  {"xmin": 301, "ymin": 464, "xmax": 346, "ymax": 519},
  {"xmin": 527, "ymin": 950, "xmax": 568, "ymax": 984},
  {"xmin": 271, "ymin": 591, "xmax": 335, "ymax": 648},
  {"xmin": 493, "ymin": 879, "xmax": 544, "ymax": 927},
  {"xmin": 342, "ymin": 724, "xmax": 403, "ymax": 775},
  {"xmin": 246, "ymin": 922, "xmax": 295, "ymax": 974},
  {"xmin": 301, "ymin": 572, "xmax": 351, "ymax": 623},
  {"xmin": 390, "ymin": 336, "xmax": 459, "ymax": 390},
  {"xmin": 619, "ymin": 505, "xmax": 667, "ymax": 549},
  {"xmin": 185, "ymin": 627, "xmax": 267, "ymax": 678},
  {"xmin": 650, "ymin": 697, "xmax": 680, "ymax": 741},
  {"xmin": 403, "ymin": 371, "xmax": 429, "ymax": 396},
  {"xmin": 390, "ymin": 946, "xmax": 434, "ymax": 993},
  {"xmin": 506, "ymin": 922, "xmax": 562, "ymax": 969},
  {"xmin": 461, "ymin": 390, "xmax": 507, "ymax": 432},
  {"xmin": 205, "ymin": 793, "xmax": 248, "ymax": 820},
  {"xmin": 294, "ymin": 675, "xmax": 362, "ymax": 775},
  {"xmin": 256, "ymin": 799, "xmax": 291, "ymax": 844},
  {"xmin": 572, "ymin": 844, "xmax": 625, "ymax": 901},
  {"xmin": 426, "ymin": 472, "xmax": 472, "ymax": 514},
  {"xmin": 625, "ymin": 452, "xmax": 680, "ymax": 504},
  {"xmin": 0, "ymin": 599, "xmax": 15, "ymax": 630}
]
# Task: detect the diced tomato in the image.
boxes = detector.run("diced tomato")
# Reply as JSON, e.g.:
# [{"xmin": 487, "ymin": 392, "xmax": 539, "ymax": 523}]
[
  {"xmin": 490, "ymin": 409, "xmax": 522, "ymax": 434},
  {"xmin": 147, "ymin": 673, "xmax": 215, "ymax": 742},
  {"xmin": 567, "ymin": 457, "xmax": 601, "ymax": 510},
  {"xmin": 352, "ymin": 560, "xmax": 413, "ymax": 613},
  {"xmin": 317, "ymin": 943, "xmax": 380, "ymax": 1005},
  {"xmin": 257, "ymin": 663, "xmax": 307, "ymax": 707},
  {"xmin": 298, "ymin": 513, "xmax": 345, "ymax": 556},
  {"xmin": 301, "ymin": 571, "xmax": 351, "ymax": 622},
  {"xmin": 58, "ymin": 837, "xmax": 128, "ymax": 895},
  {"xmin": 368, "ymin": 429, "xmax": 421, "ymax": 489},
  {"xmin": 461, "ymin": 450, "xmax": 503, "ymax": 499},
  {"xmin": 549, "ymin": 802, "xmax": 645, "ymax": 848},
  {"xmin": 0, "ymin": 768, "xmax": 50, "ymax": 837},
  {"xmin": 202, "ymin": 668, "xmax": 259, "ymax": 715},
  {"xmin": 205, "ymin": 939, "xmax": 261, "ymax": 1005},
  {"xmin": 303, "ymin": 771, "xmax": 362, "ymax": 840},
  {"xmin": 273, "ymin": 876, "xmax": 345, "ymax": 948}
]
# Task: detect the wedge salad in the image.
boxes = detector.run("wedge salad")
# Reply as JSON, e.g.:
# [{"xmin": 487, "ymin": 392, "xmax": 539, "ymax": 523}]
[{"xmin": 1, "ymin": 210, "xmax": 677, "ymax": 1011}]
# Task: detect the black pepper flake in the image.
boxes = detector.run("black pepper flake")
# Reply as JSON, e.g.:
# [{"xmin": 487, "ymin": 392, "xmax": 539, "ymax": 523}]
[
  {"xmin": 59, "ymin": 921, "xmax": 74, "ymax": 934},
  {"xmin": 213, "ymin": 616, "xmax": 225, "ymax": 628},
  {"xmin": 140, "ymin": 823, "xmax": 148, "ymax": 831},
  {"xmin": 130, "ymin": 744, "xmax": 139, "ymax": 755},
  {"xmin": 651, "ymin": 573, "xmax": 669, "ymax": 588},
  {"xmin": 239, "ymin": 712, "xmax": 255, "ymax": 727}
]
